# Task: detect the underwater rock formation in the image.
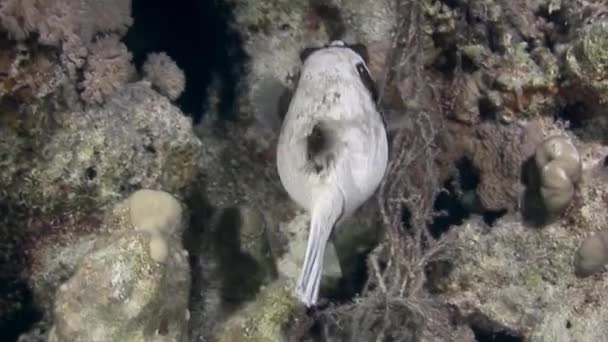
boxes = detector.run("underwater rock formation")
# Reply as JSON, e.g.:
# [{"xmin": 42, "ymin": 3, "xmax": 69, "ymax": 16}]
[
  {"xmin": 1, "ymin": 82, "xmax": 201, "ymax": 215},
  {"xmin": 48, "ymin": 189, "xmax": 190, "ymax": 342},
  {"xmin": 439, "ymin": 138, "xmax": 608, "ymax": 341},
  {"xmin": 0, "ymin": 0, "xmax": 203, "ymax": 337},
  {"xmin": 3, "ymin": 0, "xmax": 608, "ymax": 340}
]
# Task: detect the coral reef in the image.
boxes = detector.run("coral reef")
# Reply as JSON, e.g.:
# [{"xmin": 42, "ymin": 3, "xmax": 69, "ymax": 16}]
[
  {"xmin": 575, "ymin": 228, "xmax": 608, "ymax": 277},
  {"xmin": 0, "ymin": 0, "xmax": 134, "ymax": 105},
  {"xmin": 191, "ymin": 0, "xmax": 608, "ymax": 340},
  {"xmin": 564, "ymin": 20, "xmax": 608, "ymax": 112},
  {"xmin": 143, "ymin": 52, "xmax": 186, "ymax": 101},
  {"xmin": 429, "ymin": 122, "xmax": 608, "ymax": 340},
  {"xmin": 3, "ymin": 0, "xmax": 608, "ymax": 341},
  {"xmin": 0, "ymin": 0, "xmax": 202, "ymax": 338},
  {"xmin": 0, "ymin": 81, "xmax": 202, "ymax": 215},
  {"xmin": 450, "ymin": 120, "xmax": 544, "ymax": 212},
  {"xmin": 78, "ymin": 35, "xmax": 136, "ymax": 105},
  {"xmin": 533, "ymin": 135, "xmax": 582, "ymax": 218},
  {"xmin": 441, "ymin": 213, "xmax": 608, "ymax": 341},
  {"xmin": 48, "ymin": 189, "xmax": 190, "ymax": 342},
  {"xmin": 217, "ymin": 280, "xmax": 300, "ymax": 342},
  {"xmin": 0, "ymin": 0, "xmax": 132, "ymax": 44}
]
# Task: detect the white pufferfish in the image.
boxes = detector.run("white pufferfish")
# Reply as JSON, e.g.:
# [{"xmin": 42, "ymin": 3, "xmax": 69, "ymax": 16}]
[{"xmin": 276, "ymin": 40, "xmax": 389, "ymax": 307}]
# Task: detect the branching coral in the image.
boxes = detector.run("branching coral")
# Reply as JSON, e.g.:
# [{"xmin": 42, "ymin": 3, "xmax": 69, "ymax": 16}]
[
  {"xmin": 78, "ymin": 35, "xmax": 135, "ymax": 105},
  {"xmin": 143, "ymin": 52, "xmax": 186, "ymax": 101},
  {"xmin": 0, "ymin": 0, "xmax": 135, "ymax": 106},
  {"xmin": 0, "ymin": 0, "xmax": 132, "ymax": 46}
]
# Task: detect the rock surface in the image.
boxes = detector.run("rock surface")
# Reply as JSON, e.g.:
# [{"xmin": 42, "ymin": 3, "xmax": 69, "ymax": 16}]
[
  {"xmin": 48, "ymin": 189, "xmax": 191, "ymax": 342},
  {"xmin": 4, "ymin": 0, "xmax": 608, "ymax": 341},
  {"xmin": 1, "ymin": 81, "xmax": 201, "ymax": 215},
  {"xmin": 1, "ymin": 52, "xmax": 201, "ymax": 342},
  {"xmin": 6, "ymin": 81, "xmax": 202, "ymax": 339},
  {"xmin": 440, "ymin": 136, "xmax": 608, "ymax": 341},
  {"xmin": 48, "ymin": 231, "xmax": 190, "ymax": 342}
]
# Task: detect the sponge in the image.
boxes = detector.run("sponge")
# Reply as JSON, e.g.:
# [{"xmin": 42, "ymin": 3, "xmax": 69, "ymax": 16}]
[{"xmin": 128, "ymin": 189, "xmax": 183, "ymax": 234}]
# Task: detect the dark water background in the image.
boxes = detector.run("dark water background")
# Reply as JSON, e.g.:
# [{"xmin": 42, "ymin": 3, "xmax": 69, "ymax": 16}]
[{"xmin": 124, "ymin": 0, "xmax": 247, "ymax": 123}]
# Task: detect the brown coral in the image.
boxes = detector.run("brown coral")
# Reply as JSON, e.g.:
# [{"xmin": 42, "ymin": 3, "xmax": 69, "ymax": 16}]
[{"xmin": 451, "ymin": 120, "xmax": 544, "ymax": 212}]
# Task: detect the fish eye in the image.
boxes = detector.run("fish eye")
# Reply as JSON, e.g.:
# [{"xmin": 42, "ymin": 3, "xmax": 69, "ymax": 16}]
[{"xmin": 355, "ymin": 62, "xmax": 379, "ymax": 103}]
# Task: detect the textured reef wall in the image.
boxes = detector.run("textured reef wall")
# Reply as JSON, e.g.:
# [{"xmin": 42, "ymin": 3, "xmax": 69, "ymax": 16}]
[{"xmin": 2, "ymin": 0, "xmax": 608, "ymax": 341}]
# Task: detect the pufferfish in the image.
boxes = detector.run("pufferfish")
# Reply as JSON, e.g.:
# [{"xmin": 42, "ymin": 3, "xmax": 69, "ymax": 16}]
[{"xmin": 276, "ymin": 40, "xmax": 388, "ymax": 307}]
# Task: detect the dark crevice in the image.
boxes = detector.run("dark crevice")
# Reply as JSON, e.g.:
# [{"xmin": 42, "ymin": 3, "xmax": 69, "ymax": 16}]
[
  {"xmin": 538, "ymin": 6, "xmax": 573, "ymax": 35},
  {"xmin": 429, "ymin": 157, "xmax": 478, "ymax": 237},
  {"xmin": 461, "ymin": 53, "xmax": 479, "ymax": 73},
  {"xmin": 478, "ymin": 97, "xmax": 498, "ymax": 121},
  {"xmin": 487, "ymin": 23, "xmax": 504, "ymax": 54},
  {"xmin": 0, "ymin": 282, "xmax": 43, "ymax": 342},
  {"xmin": 326, "ymin": 217, "xmax": 384, "ymax": 304},
  {"xmin": 324, "ymin": 248, "xmax": 371, "ymax": 304},
  {"xmin": 84, "ymin": 166, "xmax": 97, "ymax": 180},
  {"xmin": 429, "ymin": 178, "xmax": 470, "ymax": 237},
  {"xmin": 456, "ymin": 156, "xmax": 480, "ymax": 191},
  {"xmin": 212, "ymin": 207, "xmax": 267, "ymax": 309},
  {"xmin": 0, "ymin": 203, "xmax": 44, "ymax": 342},
  {"xmin": 424, "ymin": 259, "xmax": 454, "ymax": 294},
  {"xmin": 144, "ymin": 144, "xmax": 157, "ymax": 154},
  {"xmin": 124, "ymin": 0, "xmax": 248, "ymax": 123},
  {"xmin": 554, "ymin": 102, "xmax": 587, "ymax": 129},
  {"xmin": 468, "ymin": 313, "xmax": 524, "ymax": 342},
  {"xmin": 429, "ymin": 156, "xmax": 509, "ymax": 235},
  {"xmin": 482, "ymin": 209, "xmax": 507, "ymax": 226},
  {"xmin": 432, "ymin": 32, "xmax": 459, "ymax": 75},
  {"xmin": 308, "ymin": 0, "xmax": 346, "ymax": 41},
  {"xmin": 440, "ymin": 0, "xmax": 460, "ymax": 9},
  {"xmin": 522, "ymin": 37, "xmax": 536, "ymax": 53},
  {"xmin": 521, "ymin": 155, "xmax": 552, "ymax": 227},
  {"xmin": 471, "ymin": 324, "xmax": 524, "ymax": 342},
  {"xmin": 456, "ymin": 157, "xmax": 507, "ymax": 226},
  {"xmin": 402, "ymin": 207, "xmax": 412, "ymax": 230}
]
